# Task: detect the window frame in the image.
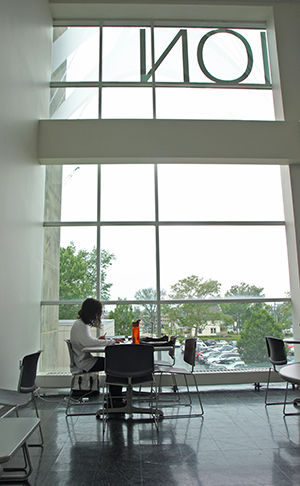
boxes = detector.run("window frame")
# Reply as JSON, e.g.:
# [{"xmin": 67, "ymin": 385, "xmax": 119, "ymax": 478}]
[
  {"xmin": 42, "ymin": 162, "xmax": 290, "ymax": 339},
  {"xmin": 50, "ymin": 21, "xmax": 272, "ymax": 120}
]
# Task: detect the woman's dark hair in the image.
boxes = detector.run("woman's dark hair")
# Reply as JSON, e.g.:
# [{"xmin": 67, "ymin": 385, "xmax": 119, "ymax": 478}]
[{"xmin": 78, "ymin": 298, "xmax": 102, "ymax": 325}]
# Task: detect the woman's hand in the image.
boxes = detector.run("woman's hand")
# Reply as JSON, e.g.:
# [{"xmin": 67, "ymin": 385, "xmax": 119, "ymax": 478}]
[{"xmin": 98, "ymin": 333, "xmax": 107, "ymax": 340}]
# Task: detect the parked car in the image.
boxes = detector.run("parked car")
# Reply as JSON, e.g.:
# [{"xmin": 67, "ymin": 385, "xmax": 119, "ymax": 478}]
[
  {"xmin": 218, "ymin": 345, "xmax": 236, "ymax": 352},
  {"xmin": 207, "ymin": 353, "xmax": 240, "ymax": 365},
  {"xmin": 216, "ymin": 355, "xmax": 242, "ymax": 365},
  {"xmin": 205, "ymin": 339, "xmax": 217, "ymax": 346},
  {"xmin": 210, "ymin": 359, "xmax": 246, "ymax": 370},
  {"xmin": 201, "ymin": 351, "xmax": 223, "ymax": 364}
]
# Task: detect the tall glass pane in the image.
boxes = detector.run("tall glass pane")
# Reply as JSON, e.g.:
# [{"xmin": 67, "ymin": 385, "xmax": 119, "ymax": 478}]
[
  {"xmin": 155, "ymin": 87, "xmax": 274, "ymax": 120},
  {"xmin": 102, "ymin": 27, "xmax": 151, "ymax": 81},
  {"xmin": 162, "ymin": 301, "xmax": 292, "ymax": 371},
  {"xmin": 158, "ymin": 165, "xmax": 284, "ymax": 221},
  {"xmin": 43, "ymin": 226, "xmax": 97, "ymax": 302},
  {"xmin": 187, "ymin": 28, "xmax": 267, "ymax": 84},
  {"xmin": 101, "ymin": 87, "xmax": 153, "ymax": 118},
  {"xmin": 59, "ymin": 226, "xmax": 97, "ymax": 301},
  {"xmin": 50, "ymin": 87, "xmax": 98, "ymax": 119},
  {"xmin": 159, "ymin": 226, "xmax": 289, "ymax": 298},
  {"xmin": 44, "ymin": 165, "xmax": 98, "ymax": 222},
  {"xmin": 154, "ymin": 28, "xmax": 187, "ymax": 82},
  {"xmin": 51, "ymin": 27, "xmax": 99, "ymax": 82},
  {"xmin": 61, "ymin": 165, "xmax": 97, "ymax": 222},
  {"xmin": 101, "ymin": 164, "xmax": 155, "ymax": 221},
  {"xmin": 101, "ymin": 226, "xmax": 156, "ymax": 300},
  {"xmin": 104, "ymin": 303, "xmax": 158, "ymax": 338}
]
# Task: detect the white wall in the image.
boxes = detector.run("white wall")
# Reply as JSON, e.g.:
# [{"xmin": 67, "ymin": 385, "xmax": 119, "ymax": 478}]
[{"xmin": 0, "ymin": 0, "xmax": 52, "ymax": 388}]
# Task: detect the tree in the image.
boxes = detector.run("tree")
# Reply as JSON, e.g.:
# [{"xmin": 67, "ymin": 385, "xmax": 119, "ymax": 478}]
[
  {"xmin": 272, "ymin": 298, "xmax": 292, "ymax": 332},
  {"xmin": 108, "ymin": 302, "xmax": 136, "ymax": 336},
  {"xmin": 238, "ymin": 308, "xmax": 283, "ymax": 363},
  {"xmin": 59, "ymin": 242, "xmax": 115, "ymax": 319},
  {"xmin": 167, "ymin": 275, "xmax": 221, "ymax": 337},
  {"xmin": 134, "ymin": 287, "xmax": 158, "ymax": 334},
  {"xmin": 99, "ymin": 249, "xmax": 116, "ymax": 300},
  {"xmin": 222, "ymin": 282, "xmax": 265, "ymax": 334}
]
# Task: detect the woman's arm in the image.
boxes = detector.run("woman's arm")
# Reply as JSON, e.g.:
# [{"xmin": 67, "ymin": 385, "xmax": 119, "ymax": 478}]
[{"xmin": 77, "ymin": 322, "xmax": 114, "ymax": 347}]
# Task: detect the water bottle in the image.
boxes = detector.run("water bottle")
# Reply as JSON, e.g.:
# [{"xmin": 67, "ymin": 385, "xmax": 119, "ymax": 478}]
[{"xmin": 132, "ymin": 319, "xmax": 140, "ymax": 344}]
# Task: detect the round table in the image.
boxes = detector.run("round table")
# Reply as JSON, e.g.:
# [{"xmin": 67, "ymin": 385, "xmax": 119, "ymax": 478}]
[
  {"xmin": 279, "ymin": 363, "xmax": 300, "ymax": 385},
  {"xmin": 280, "ymin": 363, "xmax": 300, "ymax": 408}
]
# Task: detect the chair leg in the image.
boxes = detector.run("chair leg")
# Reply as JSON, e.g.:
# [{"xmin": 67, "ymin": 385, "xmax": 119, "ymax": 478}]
[
  {"xmin": 264, "ymin": 367, "xmax": 272, "ymax": 406},
  {"xmin": 30, "ymin": 394, "xmax": 44, "ymax": 447},
  {"xmin": 65, "ymin": 375, "xmax": 99, "ymax": 417},
  {"xmin": 101, "ymin": 384, "xmax": 108, "ymax": 436},
  {"xmin": 1, "ymin": 443, "xmax": 33, "ymax": 481},
  {"xmin": 65, "ymin": 375, "xmax": 75, "ymax": 416},
  {"xmin": 152, "ymin": 382, "xmax": 160, "ymax": 430},
  {"xmin": 283, "ymin": 381, "xmax": 300, "ymax": 416},
  {"xmin": 184, "ymin": 374, "xmax": 192, "ymax": 406},
  {"xmin": 155, "ymin": 372, "xmax": 180, "ymax": 404},
  {"xmin": 283, "ymin": 381, "xmax": 289, "ymax": 415},
  {"xmin": 265, "ymin": 368, "xmax": 293, "ymax": 407},
  {"xmin": 162, "ymin": 374, "xmax": 204, "ymax": 419},
  {"xmin": 192, "ymin": 373, "xmax": 204, "ymax": 416}
]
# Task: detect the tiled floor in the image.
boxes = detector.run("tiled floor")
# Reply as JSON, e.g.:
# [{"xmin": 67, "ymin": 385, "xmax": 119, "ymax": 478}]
[{"xmin": 2, "ymin": 384, "xmax": 300, "ymax": 485}]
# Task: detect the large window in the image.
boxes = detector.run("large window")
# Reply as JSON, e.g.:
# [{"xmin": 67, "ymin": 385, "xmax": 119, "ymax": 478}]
[
  {"xmin": 41, "ymin": 164, "xmax": 291, "ymax": 374},
  {"xmin": 50, "ymin": 24, "xmax": 274, "ymax": 120}
]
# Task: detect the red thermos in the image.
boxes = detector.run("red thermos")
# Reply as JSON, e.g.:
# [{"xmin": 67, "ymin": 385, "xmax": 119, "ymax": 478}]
[{"xmin": 132, "ymin": 319, "xmax": 140, "ymax": 344}]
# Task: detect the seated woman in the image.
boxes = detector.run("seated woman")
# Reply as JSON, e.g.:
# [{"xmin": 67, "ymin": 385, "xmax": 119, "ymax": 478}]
[{"xmin": 70, "ymin": 298, "xmax": 124, "ymax": 407}]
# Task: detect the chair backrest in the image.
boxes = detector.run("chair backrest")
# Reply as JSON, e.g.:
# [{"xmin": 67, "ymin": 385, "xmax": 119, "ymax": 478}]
[
  {"xmin": 168, "ymin": 335, "xmax": 177, "ymax": 359},
  {"xmin": 105, "ymin": 344, "xmax": 154, "ymax": 378},
  {"xmin": 265, "ymin": 336, "xmax": 287, "ymax": 367},
  {"xmin": 183, "ymin": 338, "xmax": 197, "ymax": 371},
  {"xmin": 65, "ymin": 339, "xmax": 78, "ymax": 373},
  {"xmin": 17, "ymin": 351, "xmax": 42, "ymax": 394}
]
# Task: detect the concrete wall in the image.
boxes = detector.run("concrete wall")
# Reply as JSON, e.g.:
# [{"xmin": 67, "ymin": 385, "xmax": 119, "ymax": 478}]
[{"xmin": 0, "ymin": 0, "xmax": 52, "ymax": 388}]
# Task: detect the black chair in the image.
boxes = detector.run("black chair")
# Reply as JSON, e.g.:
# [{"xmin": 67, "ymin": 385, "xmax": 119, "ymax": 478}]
[
  {"xmin": 65, "ymin": 339, "xmax": 100, "ymax": 416},
  {"xmin": 155, "ymin": 338, "xmax": 204, "ymax": 418},
  {"xmin": 0, "ymin": 351, "xmax": 43, "ymax": 447},
  {"xmin": 265, "ymin": 336, "xmax": 290, "ymax": 406},
  {"xmin": 154, "ymin": 335, "xmax": 177, "ymax": 368},
  {"xmin": 100, "ymin": 344, "xmax": 161, "ymax": 431}
]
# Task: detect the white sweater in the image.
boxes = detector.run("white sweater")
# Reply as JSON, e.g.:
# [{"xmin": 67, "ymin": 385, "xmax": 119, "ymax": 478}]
[{"xmin": 70, "ymin": 319, "xmax": 114, "ymax": 372}]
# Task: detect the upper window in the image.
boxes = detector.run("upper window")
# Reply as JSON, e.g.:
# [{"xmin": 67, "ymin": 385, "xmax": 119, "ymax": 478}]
[{"xmin": 50, "ymin": 24, "xmax": 274, "ymax": 120}]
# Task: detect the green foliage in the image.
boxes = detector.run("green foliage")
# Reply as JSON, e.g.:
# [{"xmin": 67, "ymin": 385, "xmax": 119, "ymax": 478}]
[
  {"xmin": 167, "ymin": 275, "xmax": 221, "ymax": 337},
  {"xmin": 99, "ymin": 249, "xmax": 116, "ymax": 300},
  {"xmin": 134, "ymin": 288, "xmax": 158, "ymax": 333},
  {"xmin": 238, "ymin": 308, "xmax": 283, "ymax": 363},
  {"xmin": 273, "ymin": 299, "xmax": 292, "ymax": 331},
  {"xmin": 108, "ymin": 302, "xmax": 136, "ymax": 337},
  {"xmin": 222, "ymin": 282, "xmax": 265, "ymax": 333},
  {"xmin": 59, "ymin": 242, "xmax": 115, "ymax": 319}
]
